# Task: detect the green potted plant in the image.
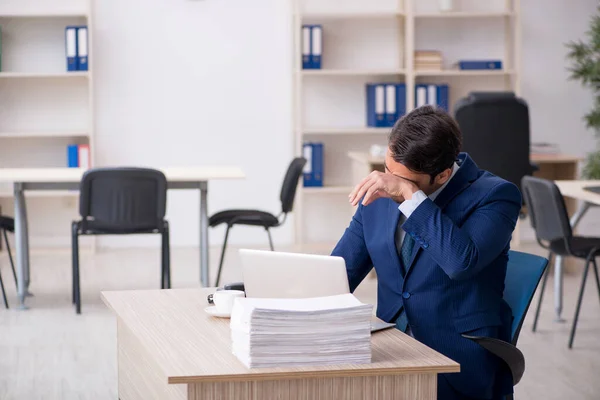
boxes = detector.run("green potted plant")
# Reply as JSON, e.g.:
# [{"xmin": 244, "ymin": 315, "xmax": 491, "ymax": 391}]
[{"xmin": 566, "ymin": 8, "xmax": 600, "ymax": 179}]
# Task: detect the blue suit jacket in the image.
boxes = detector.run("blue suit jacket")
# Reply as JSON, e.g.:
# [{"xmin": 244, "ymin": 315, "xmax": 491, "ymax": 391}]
[{"xmin": 332, "ymin": 153, "xmax": 521, "ymax": 400}]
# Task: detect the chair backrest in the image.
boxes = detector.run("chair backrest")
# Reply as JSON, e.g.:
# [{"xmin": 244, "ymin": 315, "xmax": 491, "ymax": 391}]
[
  {"xmin": 521, "ymin": 176, "xmax": 572, "ymax": 243},
  {"xmin": 79, "ymin": 167, "xmax": 167, "ymax": 230},
  {"xmin": 454, "ymin": 92, "xmax": 534, "ymax": 192},
  {"xmin": 280, "ymin": 157, "xmax": 307, "ymax": 214},
  {"xmin": 505, "ymin": 250, "xmax": 548, "ymax": 344}
]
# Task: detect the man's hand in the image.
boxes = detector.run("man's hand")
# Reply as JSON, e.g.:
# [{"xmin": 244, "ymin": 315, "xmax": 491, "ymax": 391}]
[{"xmin": 349, "ymin": 171, "xmax": 420, "ymax": 207}]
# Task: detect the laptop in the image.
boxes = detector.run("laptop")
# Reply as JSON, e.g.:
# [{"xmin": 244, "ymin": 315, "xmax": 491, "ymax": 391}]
[
  {"xmin": 239, "ymin": 249, "xmax": 350, "ymax": 299},
  {"xmin": 238, "ymin": 249, "xmax": 396, "ymax": 333}
]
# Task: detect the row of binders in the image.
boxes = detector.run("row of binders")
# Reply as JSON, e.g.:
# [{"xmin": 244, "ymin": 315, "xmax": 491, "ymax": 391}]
[
  {"xmin": 367, "ymin": 83, "xmax": 449, "ymax": 127},
  {"xmin": 302, "ymin": 25, "xmax": 322, "ymax": 69},
  {"xmin": 303, "ymin": 142, "xmax": 323, "ymax": 187},
  {"xmin": 67, "ymin": 144, "xmax": 91, "ymax": 169},
  {"xmin": 65, "ymin": 26, "xmax": 89, "ymax": 71}
]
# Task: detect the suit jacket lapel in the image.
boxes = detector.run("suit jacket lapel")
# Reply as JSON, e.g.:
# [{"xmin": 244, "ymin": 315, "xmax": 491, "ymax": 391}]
[{"xmin": 403, "ymin": 153, "xmax": 479, "ymax": 278}]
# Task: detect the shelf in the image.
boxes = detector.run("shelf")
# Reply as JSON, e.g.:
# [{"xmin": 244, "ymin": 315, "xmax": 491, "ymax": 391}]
[
  {"xmin": 300, "ymin": 11, "xmax": 405, "ymax": 20},
  {"xmin": 303, "ymin": 127, "xmax": 391, "ymax": 135},
  {"xmin": 414, "ymin": 69, "xmax": 515, "ymax": 77},
  {"xmin": 303, "ymin": 186, "xmax": 353, "ymax": 194},
  {"xmin": 0, "ymin": 12, "xmax": 88, "ymax": 18},
  {"xmin": 414, "ymin": 11, "xmax": 514, "ymax": 19},
  {"xmin": 0, "ymin": 190, "xmax": 79, "ymax": 198},
  {"xmin": 300, "ymin": 69, "xmax": 405, "ymax": 77},
  {"xmin": 0, "ymin": 71, "xmax": 89, "ymax": 79},
  {"xmin": 0, "ymin": 131, "xmax": 89, "ymax": 139}
]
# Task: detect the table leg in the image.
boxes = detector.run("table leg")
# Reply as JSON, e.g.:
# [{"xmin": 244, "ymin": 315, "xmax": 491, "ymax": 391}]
[
  {"xmin": 553, "ymin": 201, "xmax": 592, "ymax": 321},
  {"xmin": 13, "ymin": 183, "xmax": 30, "ymax": 309},
  {"xmin": 200, "ymin": 181, "xmax": 209, "ymax": 287}
]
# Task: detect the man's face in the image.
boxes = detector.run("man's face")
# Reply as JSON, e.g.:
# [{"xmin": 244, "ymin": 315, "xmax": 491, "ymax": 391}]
[{"xmin": 384, "ymin": 148, "xmax": 451, "ymax": 196}]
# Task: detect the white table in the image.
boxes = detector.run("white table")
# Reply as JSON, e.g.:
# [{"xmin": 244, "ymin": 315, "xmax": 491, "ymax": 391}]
[
  {"xmin": 0, "ymin": 167, "xmax": 245, "ymax": 309},
  {"xmin": 553, "ymin": 180, "xmax": 600, "ymax": 321}
]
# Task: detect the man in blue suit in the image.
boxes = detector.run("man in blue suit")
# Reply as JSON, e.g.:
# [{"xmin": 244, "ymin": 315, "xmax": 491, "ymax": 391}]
[{"xmin": 332, "ymin": 106, "xmax": 521, "ymax": 400}]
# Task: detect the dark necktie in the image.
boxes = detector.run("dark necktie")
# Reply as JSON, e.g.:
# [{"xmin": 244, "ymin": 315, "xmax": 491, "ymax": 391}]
[{"xmin": 394, "ymin": 219, "xmax": 416, "ymax": 333}]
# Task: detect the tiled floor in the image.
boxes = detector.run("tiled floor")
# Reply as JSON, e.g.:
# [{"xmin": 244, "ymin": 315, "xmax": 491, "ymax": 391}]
[{"xmin": 0, "ymin": 243, "xmax": 599, "ymax": 399}]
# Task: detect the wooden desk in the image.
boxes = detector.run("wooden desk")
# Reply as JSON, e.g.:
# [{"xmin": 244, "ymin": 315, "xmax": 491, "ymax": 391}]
[
  {"xmin": 0, "ymin": 167, "xmax": 245, "ymax": 309},
  {"xmin": 102, "ymin": 288, "xmax": 459, "ymax": 400}
]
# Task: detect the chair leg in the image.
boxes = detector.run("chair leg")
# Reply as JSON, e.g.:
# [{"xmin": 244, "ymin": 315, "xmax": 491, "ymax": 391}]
[
  {"xmin": 266, "ymin": 228, "xmax": 274, "ymax": 251},
  {"xmin": 2, "ymin": 229, "xmax": 17, "ymax": 287},
  {"xmin": 0, "ymin": 268, "xmax": 8, "ymax": 309},
  {"xmin": 161, "ymin": 222, "xmax": 171, "ymax": 289},
  {"xmin": 592, "ymin": 258, "xmax": 600, "ymax": 306},
  {"xmin": 568, "ymin": 255, "xmax": 592, "ymax": 349},
  {"xmin": 215, "ymin": 225, "xmax": 232, "ymax": 288},
  {"xmin": 72, "ymin": 222, "xmax": 81, "ymax": 314},
  {"xmin": 532, "ymin": 251, "xmax": 552, "ymax": 332}
]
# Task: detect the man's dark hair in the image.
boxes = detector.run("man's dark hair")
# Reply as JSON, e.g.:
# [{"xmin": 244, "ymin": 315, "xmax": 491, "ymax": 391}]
[{"xmin": 388, "ymin": 105, "xmax": 462, "ymax": 183}]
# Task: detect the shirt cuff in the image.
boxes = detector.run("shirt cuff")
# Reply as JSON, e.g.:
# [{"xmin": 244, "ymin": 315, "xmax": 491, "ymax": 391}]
[{"xmin": 398, "ymin": 190, "xmax": 428, "ymax": 219}]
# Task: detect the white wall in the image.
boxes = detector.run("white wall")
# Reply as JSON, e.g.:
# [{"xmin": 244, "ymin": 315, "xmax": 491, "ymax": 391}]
[
  {"xmin": 92, "ymin": 0, "xmax": 294, "ymax": 247},
  {"xmin": 2, "ymin": 0, "xmax": 598, "ymax": 247}
]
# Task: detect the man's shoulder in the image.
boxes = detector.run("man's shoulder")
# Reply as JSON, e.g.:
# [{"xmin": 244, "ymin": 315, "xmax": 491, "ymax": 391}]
[{"xmin": 471, "ymin": 169, "xmax": 521, "ymax": 202}]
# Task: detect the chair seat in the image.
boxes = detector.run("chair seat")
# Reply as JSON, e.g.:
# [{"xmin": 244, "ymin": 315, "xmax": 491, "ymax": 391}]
[
  {"xmin": 549, "ymin": 236, "xmax": 600, "ymax": 258},
  {"xmin": 209, "ymin": 209, "xmax": 279, "ymax": 228},
  {"xmin": 76, "ymin": 219, "xmax": 166, "ymax": 234},
  {"xmin": 0, "ymin": 216, "xmax": 14, "ymax": 232}
]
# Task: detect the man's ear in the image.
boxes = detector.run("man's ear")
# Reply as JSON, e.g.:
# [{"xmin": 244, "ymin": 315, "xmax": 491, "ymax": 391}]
[{"xmin": 435, "ymin": 168, "xmax": 452, "ymax": 185}]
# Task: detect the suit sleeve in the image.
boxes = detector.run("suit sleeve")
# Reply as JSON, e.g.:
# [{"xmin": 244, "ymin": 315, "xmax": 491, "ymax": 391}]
[
  {"xmin": 331, "ymin": 203, "xmax": 374, "ymax": 292},
  {"xmin": 401, "ymin": 182, "xmax": 521, "ymax": 280}
]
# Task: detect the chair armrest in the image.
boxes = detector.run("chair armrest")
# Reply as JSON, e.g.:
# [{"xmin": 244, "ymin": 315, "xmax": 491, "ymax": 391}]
[{"xmin": 462, "ymin": 334, "xmax": 525, "ymax": 385}]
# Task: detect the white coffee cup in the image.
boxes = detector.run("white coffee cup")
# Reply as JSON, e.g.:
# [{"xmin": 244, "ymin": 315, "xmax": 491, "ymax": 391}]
[{"xmin": 212, "ymin": 290, "xmax": 245, "ymax": 314}]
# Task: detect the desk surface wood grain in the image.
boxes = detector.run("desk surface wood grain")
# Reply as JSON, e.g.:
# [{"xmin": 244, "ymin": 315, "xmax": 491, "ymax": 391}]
[{"xmin": 101, "ymin": 288, "xmax": 459, "ymax": 385}]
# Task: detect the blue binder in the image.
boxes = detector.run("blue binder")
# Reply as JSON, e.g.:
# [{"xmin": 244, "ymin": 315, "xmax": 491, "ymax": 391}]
[
  {"xmin": 302, "ymin": 25, "xmax": 311, "ymax": 69},
  {"xmin": 385, "ymin": 84, "xmax": 396, "ymax": 127},
  {"xmin": 65, "ymin": 26, "xmax": 78, "ymax": 72},
  {"xmin": 395, "ymin": 83, "xmax": 406, "ymax": 121},
  {"xmin": 437, "ymin": 84, "xmax": 449, "ymax": 112},
  {"xmin": 415, "ymin": 84, "xmax": 427, "ymax": 108},
  {"xmin": 366, "ymin": 84, "xmax": 376, "ymax": 127},
  {"xmin": 312, "ymin": 142, "xmax": 323, "ymax": 187},
  {"xmin": 458, "ymin": 60, "xmax": 502, "ymax": 70},
  {"xmin": 310, "ymin": 25, "xmax": 322, "ymax": 69},
  {"xmin": 67, "ymin": 145, "xmax": 79, "ymax": 167},
  {"xmin": 303, "ymin": 142, "xmax": 314, "ymax": 186},
  {"xmin": 77, "ymin": 26, "xmax": 88, "ymax": 71}
]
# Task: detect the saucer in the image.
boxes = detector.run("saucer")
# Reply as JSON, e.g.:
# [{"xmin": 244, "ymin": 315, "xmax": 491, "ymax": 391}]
[{"xmin": 205, "ymin": 306, "xmax": 231, "ymax": 318}]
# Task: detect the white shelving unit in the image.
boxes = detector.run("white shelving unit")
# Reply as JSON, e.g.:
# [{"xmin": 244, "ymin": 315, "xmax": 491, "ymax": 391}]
[
  {"xmin": 0, "ymin": 0, "xmax": 94, "ymax": 247},
  {"xmin": 293, "ymin": 0, "xmax": 520, "ymax": 244}
]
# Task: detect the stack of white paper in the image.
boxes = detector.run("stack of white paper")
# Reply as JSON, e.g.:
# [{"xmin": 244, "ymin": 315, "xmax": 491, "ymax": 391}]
[{"xmin": 230, "ymin": 294, "xmax": 373, "ymax": 368}]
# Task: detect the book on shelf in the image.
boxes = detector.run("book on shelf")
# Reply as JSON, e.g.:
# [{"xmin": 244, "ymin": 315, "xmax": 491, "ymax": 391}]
[
  {"xmin": 415, "ymin": 84, "xmax": 449, "ymax": 112},
  {"xmin": 301, "ymin": 24, "xmax": 322, "ymax": 69},
  {"xmin": 303, "ymin": 142, "xmax": 323, "ymax": 187},
  {"xmin": 367, "ymin": 83, "xmax": 406, "ymax": 128},
  {"xmin": 65, "ymin": 25, "xmax": 90, "ymax": 72},
  {"xmin": 458, "ymin": 60, "xmax": 502, "ymax": 70},
  {"xmin": 67, "ymin": 144, "xmax": 91, "ymax": 168},
  {"xmin": 415, "ymin": 50, "xmax": 443, "ymax": 71}
]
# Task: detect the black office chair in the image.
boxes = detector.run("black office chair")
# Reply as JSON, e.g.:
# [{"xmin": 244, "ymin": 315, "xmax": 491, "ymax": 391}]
[
  {"xmin": 454, "ymin": 92, "xmax": 537, "ymax": 194},
  {"xmin": 72, "ymin": 168, "xmax": 171, "ymax": 314},
  {"xmin": 210, "ymin": 157, "xmax": 307, "ymax": 287},
  {"xmin": 521, "ymin": 176, "xmax": 600, "ymax": 348},
  {"xmin": 0, "ymin": 215, "xmax": 17, "ymax": 309}
]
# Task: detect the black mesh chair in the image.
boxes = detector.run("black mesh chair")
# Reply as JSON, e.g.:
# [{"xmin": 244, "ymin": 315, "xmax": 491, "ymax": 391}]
[
  {"xmin": 210, "ymin": 157, "xmax": 307, "ymax": 287},
  {"xmin": 455, "ymin": 92, "xmax": 537, "ymax": 194},
  {"xmin": 521, "ymin": 176, "xmax": 600, "ymax": 348},
  {"xmin": 72, "ymin": 168, "xmax": 170, "ymax": 314},
  {"xmin": 0, "ymin": 215, "xmax": 17, "ymax": 309}
]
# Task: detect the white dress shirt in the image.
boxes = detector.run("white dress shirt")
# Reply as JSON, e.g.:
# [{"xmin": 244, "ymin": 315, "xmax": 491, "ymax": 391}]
[{"xmin": 397, "ymin": 162, "xmax": 460, "ymax": 242}]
